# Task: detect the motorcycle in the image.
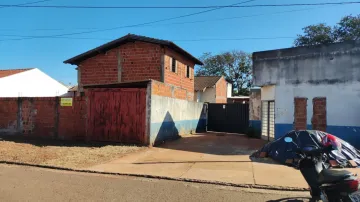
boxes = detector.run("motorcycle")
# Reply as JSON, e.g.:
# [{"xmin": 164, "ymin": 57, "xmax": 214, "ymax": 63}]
[{"xmin": 284, "ymin": 136, "xmax": 360, "ymax": 202}]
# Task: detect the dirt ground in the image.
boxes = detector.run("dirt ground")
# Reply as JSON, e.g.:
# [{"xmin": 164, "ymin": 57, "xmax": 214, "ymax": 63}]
[{"xmin": 0, "ymin": 137, "xmax": 145, "ymax": 169}]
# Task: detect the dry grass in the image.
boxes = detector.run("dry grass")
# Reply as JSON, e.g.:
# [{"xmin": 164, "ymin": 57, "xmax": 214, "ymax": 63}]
[{"xmin": 0, "ymin": 139, "xmax": 145, "ymax": 169}]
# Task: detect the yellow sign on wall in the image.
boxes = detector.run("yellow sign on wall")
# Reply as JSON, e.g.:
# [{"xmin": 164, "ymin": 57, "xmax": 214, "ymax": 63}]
[{"xmin": 60, "ymin": 98, "xmax": 73, "ymax": 107}]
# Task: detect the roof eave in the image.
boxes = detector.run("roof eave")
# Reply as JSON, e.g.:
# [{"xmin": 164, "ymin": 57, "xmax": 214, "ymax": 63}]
[{"xmin": 63, "ymin": 34, "xmax": 203, "ymax": 66}]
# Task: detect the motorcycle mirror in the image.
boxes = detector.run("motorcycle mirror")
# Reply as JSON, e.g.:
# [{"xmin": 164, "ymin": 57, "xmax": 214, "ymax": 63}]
[{"xmin": 284, "ymin": 137, "xmax": 293, "ymax": 143}]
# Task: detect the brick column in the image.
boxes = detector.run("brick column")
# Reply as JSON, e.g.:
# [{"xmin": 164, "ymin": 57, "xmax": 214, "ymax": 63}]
[
  {"xmin": 294, "ymin": 97, "xmax": 307, "ymax": 130},
  {"xmin": 312, "ymin": 97, "xmax": 327, "ymax": 131}
]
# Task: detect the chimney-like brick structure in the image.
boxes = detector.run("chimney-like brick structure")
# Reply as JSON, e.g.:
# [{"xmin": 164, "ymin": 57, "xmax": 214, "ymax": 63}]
[
  {"xmin": 312, "ymin": 97, "xmax": 327, "ymax": 131},
  {"xmin": 294, "ymin": 97, "xmax": 307, "ymax": 130}
]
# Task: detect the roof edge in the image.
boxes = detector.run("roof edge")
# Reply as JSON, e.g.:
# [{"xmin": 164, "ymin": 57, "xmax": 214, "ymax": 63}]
[
  {"xmin": 83, "ymin": 80, "xmax": 151, "ymax": 89},
  {"xmin": 253, "ymin": 40, "xmax": 360, "ymax": 60},
  {"xmin": 64, "ymin": 34, "xmax": 203, "ymax": 66}
]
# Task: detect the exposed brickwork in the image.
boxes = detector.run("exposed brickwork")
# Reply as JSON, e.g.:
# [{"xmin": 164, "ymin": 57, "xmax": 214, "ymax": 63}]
[
  {"xmin": 294, "ymin": 97, "xmax": 307, "ymax": 130},
  {"xmin": 31, "ymin": 98, "xmax": 57, "ymax": 138},
  {"xmin": 151, "ymin": 81, "xmax": 172, "ymax": 98},
  {"xmin": 58, "ymin": 97, "xmax": 86, "ymax": 140},
  {"xmin": 79, "ymin": 41, "xmax": 162, "ymax": 89},
  {"xmin": 151, "ymin": 80, "xmax": 193, "ymax": 101},
  {"xmin": 312, "ymin": 97, "xmax": 327, "ymax": 132},
  {"xmin": 0, "ymin": 98, "xmax": 18, "ymax": 132},
  {"xmin": 174, "ymin": 88, "xmax": 187, "ymax": 100},
  {"xmin": 21, "ymin": 99, "xmax": 34, "ymax": 135},
  {"xmin": 215, "ymin": 77, "xmax": 227, "ymax": 103},
  {"xmin": 249, "ymin": 90, "xmax": 261, "ymax": 120},
  {"xmin": 164, "ymin": 48, "xmax": 195, "ymax": 93},
  {"xmin": 0, "ymin": 97, "xmax": 86, "ymax": 140}
]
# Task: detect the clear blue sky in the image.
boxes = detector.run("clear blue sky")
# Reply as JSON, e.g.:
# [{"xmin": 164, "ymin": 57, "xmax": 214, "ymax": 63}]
[{"xmin": 0, "ymin": 0, "xmax": 359, "ymax": 85}]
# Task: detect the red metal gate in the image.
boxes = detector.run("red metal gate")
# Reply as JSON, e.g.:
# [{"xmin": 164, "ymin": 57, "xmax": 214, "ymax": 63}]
[{"xmin": 87, "ymin": 88, "xmax": 147, "ymax": 144}]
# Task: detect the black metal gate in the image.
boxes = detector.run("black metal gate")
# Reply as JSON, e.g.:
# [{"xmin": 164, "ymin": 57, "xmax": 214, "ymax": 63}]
[{"xmin": 207, "ymin": 103, "xmax": 249, "ymax": 134}]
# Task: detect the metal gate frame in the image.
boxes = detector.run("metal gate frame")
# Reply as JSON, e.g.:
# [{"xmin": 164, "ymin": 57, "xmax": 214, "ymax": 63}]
[
  {"xmin": 261, "ymin": 100, "xmax": 275, "ymax": 141},
  {"xmin": 207, "ymin": 103, "xmax": 249, "ymax": 134}
]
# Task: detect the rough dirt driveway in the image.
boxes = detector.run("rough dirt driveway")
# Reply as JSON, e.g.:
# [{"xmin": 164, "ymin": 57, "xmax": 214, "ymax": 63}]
[
  {"xmin": 0, "ymin": 137, "xmax": 144, "ymax": 168},
  {"xmin": 0, "ymin": 164, "xmax": 310, "ymax": 202}
]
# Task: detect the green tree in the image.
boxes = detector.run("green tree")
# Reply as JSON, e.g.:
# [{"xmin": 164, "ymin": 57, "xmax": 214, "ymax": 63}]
[
  {"xmin": 334, "ymin": 15, "xmax": 360, "ymax": 41},
  {"xmin": 196, "ymin": 51, "xmax": 252, "ymax": 96},
  {"xmin": 294, "ymin": 23, "xmax": 335, "ymax": 46},
  {"xmin": 294, "ymin": 14, "xmax": 360, "ymax": 46}
]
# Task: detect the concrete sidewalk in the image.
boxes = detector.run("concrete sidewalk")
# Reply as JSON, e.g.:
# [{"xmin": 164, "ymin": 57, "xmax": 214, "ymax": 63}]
[{"xmin": 87, "ymin": 133, "xmax": 359, "ymax": 190}]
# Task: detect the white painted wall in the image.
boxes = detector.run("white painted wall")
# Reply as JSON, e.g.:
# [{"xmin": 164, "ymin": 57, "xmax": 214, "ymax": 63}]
[
  {"xmin": 0, "ymin": 68, "xmax": 69, "ymax": 97},
  {"xmin": 227, "ymin": 83, "xmax": 232, "ymax": 98},
  {"xmin": 194, "ymin": 91, "xmax": 202, "ymax": 102},
  {"xmin": 261, "ymin": 85, "xmax": 275, "ymax": 101},
  {"xmin": 201, "ymin": 87, "xmax": 216, "ymax": 103},
  {"xmin": 150, "ymin": 95, "xmax": 207, "ymax": 145},
  {"xmin": 275, "ymin": 82, "xmax": 360, "ymax": 127}
]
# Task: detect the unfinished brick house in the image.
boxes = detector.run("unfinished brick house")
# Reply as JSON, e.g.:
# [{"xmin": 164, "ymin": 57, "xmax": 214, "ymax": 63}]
[
  {"xmin": 61, "ymin": 34, "xmax": 206, "ymax": 145},
  {"xmin": 64, "ymin": 34, "xmax": 203, "ymax": 100},
  {"xmin": 0, "ymin": 34, "xmax": 207, "ymax": 146},
  {"xmin": 194, "ymin": 76, "xmax": 228, "ymax": 103}
]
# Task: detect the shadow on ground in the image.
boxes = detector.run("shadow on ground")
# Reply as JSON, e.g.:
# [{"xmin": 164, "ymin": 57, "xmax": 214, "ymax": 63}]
[
  {"xmin": 157, "ymin": 132, "xmax": 268, "ymax": 155},
  {"xmin": 267, "ymin": 197, "xmax": 310, "ymax": 202}
]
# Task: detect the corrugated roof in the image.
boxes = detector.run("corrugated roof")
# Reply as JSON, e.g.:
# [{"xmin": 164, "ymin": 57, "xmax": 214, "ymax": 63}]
[
  {"xmin": 64, "ymin": 34, "xmax": 203, "ymax": 65},
  {"xmin": 194, "ymin": 76, "xmax": 222, "ymax": 91},
  {"xmin": 0, "ymin": 68, "xmax": 33, "ymax": 78}
]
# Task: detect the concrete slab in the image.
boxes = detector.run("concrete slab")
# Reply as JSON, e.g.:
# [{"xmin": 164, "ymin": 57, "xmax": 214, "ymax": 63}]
[
  {"xmin": 136, "ymin": 148, "xmax": 204, "ymax": 163},
  {"xmin": 181, "ymin": 161, "xmax": 254, "ymax": 184},
  {"xmin": 90, "ymin": 162, "xmax": 193, "ymax": 178},
  {"xmin": 253, "ymin": 162, "xmax": 308, "ymax": 189},
  {"xmin": 86, "ymin": 133, "xmax": 360, "ymax": 190}
]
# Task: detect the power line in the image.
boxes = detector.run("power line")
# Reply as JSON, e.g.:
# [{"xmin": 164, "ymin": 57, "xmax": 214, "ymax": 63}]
[
  {"xmin": 0, "ymin": 35, "xmax": 295, "ymax": 42},
  {"xmin": 0, "ymin": 1, "xmax": 359, "ymax": 9},
  {"xmin": 0, "ymin": 0, "xmax": 257, "ymax": 41},
  {"xmin": 0, "ymin": 5, "xmax": 335, "ymax": 32},
  {"xmin": 133, "ymin": 6, "xmax": 331, "ymax": 29},
  {"xmin": 173, "ymin": 37, "xmax": 295, "ymax": 42},
  {"xmin": 0, "ymin": 0, "xmax": 52, "ymax": 8}
]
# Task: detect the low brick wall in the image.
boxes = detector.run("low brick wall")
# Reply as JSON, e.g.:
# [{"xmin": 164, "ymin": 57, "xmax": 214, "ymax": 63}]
[
  {"xmin": 151, "ymin": 80, "xmax": 194, "ymax": 101},
  {"xmin": 0, "ymin": 97, "xmax": 86, "ymax": 140}
]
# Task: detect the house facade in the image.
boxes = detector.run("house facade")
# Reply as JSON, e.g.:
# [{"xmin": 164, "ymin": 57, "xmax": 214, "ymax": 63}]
[
  {"xmin": 62, "ymin": 34, "xmax": 206, "ymax": 145},
  {"xmin": 252, "ymin": 40, "xmax": 360, "ymax": 148},
  {"xmin": 0, "ymin": 68, "xmax": 69, "ymax": 97},
  {"xmin": 194, "ymin": 76, "xmax": 228, "ymax": 103},
  {"xmin": 65, "ymin": 34, "xmax": 202, "ymax": 101}
]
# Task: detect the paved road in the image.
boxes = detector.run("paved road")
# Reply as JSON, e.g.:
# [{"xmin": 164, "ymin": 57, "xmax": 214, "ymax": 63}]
[{"xmin": 0, "ymin": 164, "xmax": 309, "ymax": 202}]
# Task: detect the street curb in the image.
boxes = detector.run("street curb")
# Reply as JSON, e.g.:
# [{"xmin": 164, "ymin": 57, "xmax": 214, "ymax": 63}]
[{"xmin": 0, "ymin": 161, "xmax": 308, "ymax": 192}]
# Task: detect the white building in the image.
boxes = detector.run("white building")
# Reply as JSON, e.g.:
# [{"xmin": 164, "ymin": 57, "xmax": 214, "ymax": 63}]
[
  {"xmin": 252, "ymin": 41, "xmax": 360, "ymax": 148},
  {"xmin": 0, "ymin": 68, "xmax": 69, "ymax": 97}
]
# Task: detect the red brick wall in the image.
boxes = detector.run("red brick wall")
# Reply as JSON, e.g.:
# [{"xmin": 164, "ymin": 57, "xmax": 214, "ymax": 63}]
[
  {"xmin": 0, "ymin": 97, "xmax": 86, "ymax": 140},
  {"xmin": 79, "ymin": 41, "xmax": 162, "ymax": 89},
  {"xmin": 312, "ymin": 97, "xmax": 327, "ymax": 131},
  {"xmin": 164, "ymin": 48, "xmax": 195, "ymax": 100},
  {"xmin": 294, "ymin": 97, "xmax": 307, "ymax": 130},
  {"xmin": 0, "ymin": 98, "xmax": 18, "ymax": 132},
  {"xmin": 215, "ymin": 77, "xmax": 227, "ymax": 103},
  {"xmin": 28, "ymin": 98, "xmax": 57, "ymax": 138},
  {"xmin": 151, "ymin": 80, "xmax": 192, "ymax": 101}
]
